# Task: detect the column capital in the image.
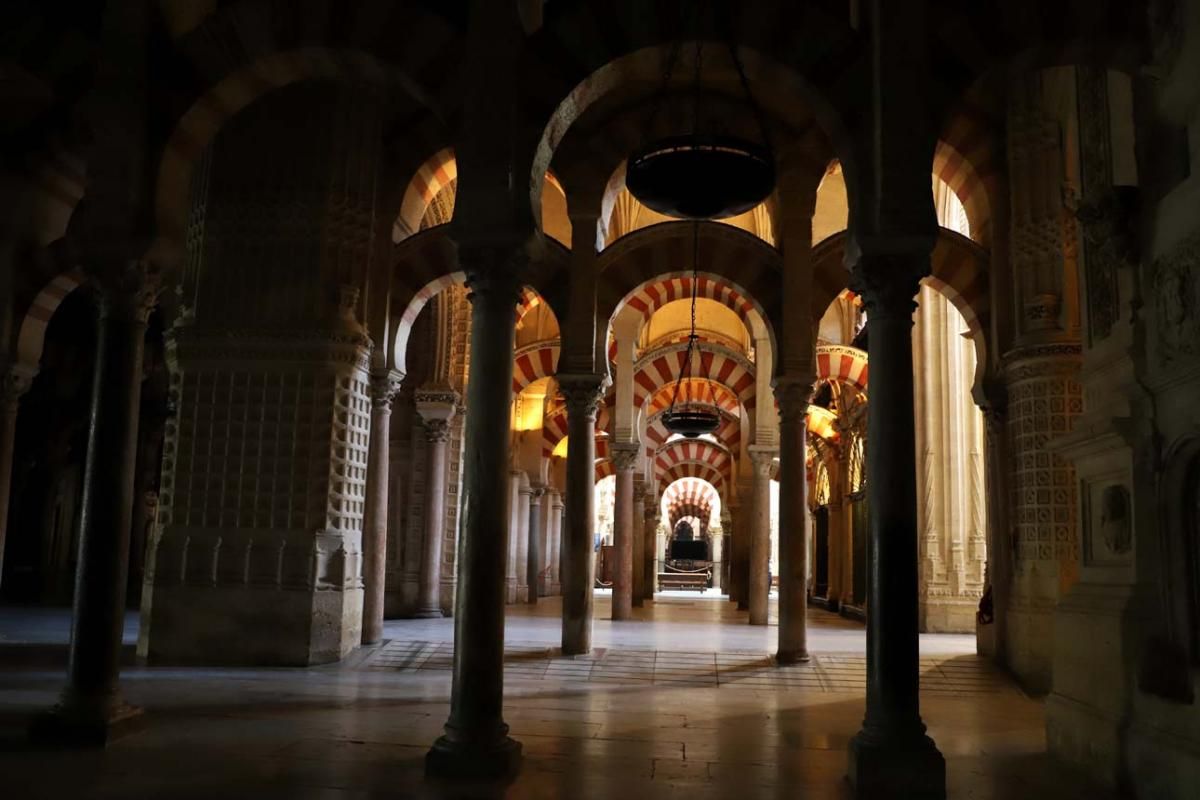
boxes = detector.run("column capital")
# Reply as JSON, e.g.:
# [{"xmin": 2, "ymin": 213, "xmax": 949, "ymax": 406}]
[
  {"xmin": 557, "ymin": 372, "xmax": 608, "ymax": 421},
  {"xmin": 527, "ymin": 484, "xmax": 545, "ymax": 503},
  {"xmin": 458, "ymin": 245, "xmax": 527, "ymax": 306},
  {"xmin": 747, "ymin": 446, "xmax": 778, "ymax": 477},
  {"xmin": 610, "ymin": 442, "xmax": 640, "ymax": 472},
  {"xmin": 91, "ymin": 260, "xmax": 162, "ymax": 323},
  {"xmin": 421, "ymin": 418, "xmax": 452, "ymax": 443},
  {"xmin": 369, "ymin": 370, "xmax": 405, "ymax": 409},
  {"xmin": 415, "ymin": 385, "xmax": 460, "ymax": 426},
  {"xmin": 849, "ymin": 250, "xmax": 930, "ymax": 320},
  {"xmin": 772, "ymin": 375, "xmax": 816, "ymax": 423},
  {"xmin": 1, "ymin": 363, "xmax": 35, "ymax": 408}
]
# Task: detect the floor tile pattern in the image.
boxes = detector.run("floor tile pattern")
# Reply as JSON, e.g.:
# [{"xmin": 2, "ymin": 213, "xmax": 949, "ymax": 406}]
[{"xmin": 367, "ymin": 640, "xmax": 1021, "ymax": 696}]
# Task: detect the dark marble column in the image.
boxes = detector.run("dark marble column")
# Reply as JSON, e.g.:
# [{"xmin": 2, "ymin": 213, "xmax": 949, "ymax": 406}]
[
  {"xmin": 775, "ymin": 379, "xmax": 814, "ymax": 664},
  {"xmin": 610, "ymin": 443, "xmax": 639, "ymax": 621},
  {"xmin": 0, "ymin": 367, "xmax": 32, "ymax": 586},
  {"xmin": 426, "ymin": 259, "xmax": 521, "ymax": 779},
  {"xmin": 414, "ymin": 389, "xmax": 457, "ymax": 618},
  {"xmin": 747, "ymin": 448, "xmax": 776, "ymax": 626},
  {"xmin": 526, "ymin": 485, "xmax": 543, "ymax": 604},
  {"xmin": 361, "ymin": 371, "xmax": 402, "ymax": 644},
  {"xmin": 31, "ymin": 267, "xmax": 156, "ymax": 746},
  {"xmin": 846, "ymin": 252, "xmax": 945, "ymax": 798},
  {"xmin": 557, "ymin": 373, "xmax": 605, "ymax": 655}
]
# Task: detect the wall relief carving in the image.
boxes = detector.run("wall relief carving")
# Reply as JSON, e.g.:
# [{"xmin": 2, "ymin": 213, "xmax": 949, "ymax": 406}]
[{"xmin": 1153, "ymin": 235, "xmax": 1200, "ymax": 366}]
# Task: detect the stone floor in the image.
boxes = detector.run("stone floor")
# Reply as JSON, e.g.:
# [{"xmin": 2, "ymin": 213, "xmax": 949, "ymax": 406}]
[{"xmin": 0, "ymin": 594, "xmax": 1113, "ymax": 799}]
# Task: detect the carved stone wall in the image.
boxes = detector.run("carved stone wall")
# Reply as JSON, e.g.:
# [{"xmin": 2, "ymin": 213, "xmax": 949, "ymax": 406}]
[
  {"xmin": 139, "ymin": 83, "xmax": 381, "ymax": 666},
  {"xmin": 1002, "ymin": 344, "xmax": 1083, "ymax": 691}
]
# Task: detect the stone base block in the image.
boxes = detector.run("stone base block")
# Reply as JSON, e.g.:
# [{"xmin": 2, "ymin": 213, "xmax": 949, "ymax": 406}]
[
  {"xmin": 775, "ymin": 649, "xmax": 811, "ymax": 665},
  {"xmin": 426, "ymin": 734, "xmax": 522, "ymax": 781},
  {"xmin": 30, "ymin": 699, "xmax": 144, "ymax": 748},
  {"xmin": 847, "ymin": 729, "xmax": 945, "ymax": 800},
  {"xmin": 412, "ymin": 607, "xmax": 445, "ymax": 619}
]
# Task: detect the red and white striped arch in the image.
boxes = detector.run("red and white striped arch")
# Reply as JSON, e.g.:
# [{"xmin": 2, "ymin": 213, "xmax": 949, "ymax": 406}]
[
  {"xmin": 663, "ymin": 477, "xmax": 720, "ymax": 529},
  {"xmin": 395, "ymin": 148, "xmax": 456, "ymax": 241},
  {"xmin": 15, "ymin": 268, "xmax": 85, "ymax": 370},
  {"xmin": 512, "ymin": 342, "xmax": 560, "ymax": 395},
  {"xmin": 654, "ymin": 440, "xmax": 732, "ymax": 493},
  {"xmin": 632, "ymin": 344, "xmax": 756, "ymax": 412},
  {"xmin": 626, "ymin": 275, "xmax": 756, "ymax": 332},
  {"xmin": 816, "ymin": 344, "xmax": 869, "ymax": 392},
  {"xmin": 659, "ymin": 463, "xmax": 726, "ymax": 495}
]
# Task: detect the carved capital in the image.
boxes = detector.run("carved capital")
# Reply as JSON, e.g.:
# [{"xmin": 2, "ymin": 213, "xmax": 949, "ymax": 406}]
[
  {"xmin": 849, "ymin": 252, "xmax": 929, "ymax": 321},
  {"xmin": 414, "ymin": 384, "xmax": 460, "ymax": 428},
  {"xmin": 747, "ymin": 446, "xmax": 778, "ymax": 478},
  {"xmin": 557, "ymin": 372, "xmax": 608, "ymax": 422},
  {"xmin": 422, "ymin": 418, "xmax": 452, "ymax": 443},
  {"xmin": 773, "ymin": 375, "xmax": 816, "ymax": 424},
  {"xmin": 610, "ymin": 442, "xmax": 640, "ymax": 472},
  {"xmin": 369, "ymin": 370, "xmax": 404, "ymax": 409},
  {"xmin": 1, "ymin": 363, "xmax": 35, "ymax": 408},
  {"xmin": 93, "ymin": 260, "xmax": 162, "ymax": 324},
  {"xmin": 459, "ymin": 245, "xmax": 528, "ymax": 307}
]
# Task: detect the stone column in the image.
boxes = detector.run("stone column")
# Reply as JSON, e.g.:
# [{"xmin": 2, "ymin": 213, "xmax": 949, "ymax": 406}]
[
  {"xmin": 361, "ymin": 371, "xmax": 403, "ymax": 644},
  {"xmin": 426, "ymin": 260, "xmax": 521, "ymax": 779},
  {"xmin": 643, "ymin": 494, "xmax": 657, "ymax": 599},
  {"xmin": 557, "ymin": 373, "xmax": 605, "ymax": 655},
  {"xmin": 414, "ymin": 389, "xmax": 457, "ymax": 618},
  {"xmin": 846, "ymin": 253, "xmax": 945, "ymax": 796},
  {"xmin": 610, "ymin": 443, "xmax": 639, "ymax": 621},
  {"xmin": 505, "ymin": 470, "xmax": 521, "ymax": 602},
  {"xmin": 515, "ymin": 476, "xmax": 531, "ymax": 603},
  {"xmin": 525, "ymin": 485, "xmax": 543, "ymax": 604},
  {"xmin": 747, "ymin": 447, "xmax": 776, "ymax": 626},
  {"xmin": 32, "ymin": 267, "xmax": 156, "ymax": 745},
  {"xmin": 631, "ymin": 480, "xmax": 646, "ymax": 607},
  {"xmin": 775, "ymin": 380, "xmax": 813, "ymax": 663},
  {"xmin": 0, "ymin": 366, "xmax": 33, "ymax": 586},
  {"xmin": 826, "ymin": 466, "xmax": 846, "ymax": 611},
  {"xmin": 548, "ymin": 489, "xmax": 564, "ymax": 595}
]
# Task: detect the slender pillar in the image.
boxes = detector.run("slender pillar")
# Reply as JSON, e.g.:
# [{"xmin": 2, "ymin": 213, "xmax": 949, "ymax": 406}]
[
  {"xmin": 32, "ymin": 268, "xmax": 156, "ymax": 745},
  {"xmin": 776, "ymin": 380, "xmax": 814, "ymax": 663},
  {"xmin": 728, "ymin": 505, "xmax": 742, "ymax": 604},
  {"xmin": 506, "ymin": 470, "xmax": 521, "ymax": 602},
  {"xmin": 747, "ymin": 447, "xmax": 776, "ymax": 626},
  {"xmin": 846, "ymin": 252, "xmax": 945, "ymax": 797},
  {"xmin": 361, "ymin": 371, "xmax": 403, "ymax": 643},
  {"xmin": 525, "ymin": 485, "xmax": 543, "ymax": 604},
  {"xmin": 0, "ymin": 367, "xmax": 32, "ymax": 586},
  {"xmin": 426, "ymin": 260, "xmax": 521, "ymax": 779},
  {"xmin": 631, "ymin": 480, "xmax": 646, "ymax": 607},
  {"xmin": 557, "ymin": 373, "xmax": 605, "ymax": 654},
  {"xmin": 515, "ymin": 476, "xmax": 531, "ymax": 602},
  {"xmin": 643, "ymin": 495, "xmax": 657, "ymax": 599},
  {"xmin": 414, "ymin": 389, "xmax": 457, "ymax": 618},
  {"xmin": 548, "ymin": 489, "xmax": 564, "ymax": 595},
  {"xmin": 610, "ymin": 443, "xmax": 639, "ymax": 621}
]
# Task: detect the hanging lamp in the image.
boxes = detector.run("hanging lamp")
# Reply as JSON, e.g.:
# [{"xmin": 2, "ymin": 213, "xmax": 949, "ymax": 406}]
[
  {"xmin": 626, "ymin": 5, "xmax": 775, "ymax": 220},
  {"xmin": 662, "ymin": 223, "xmax": 722, "ymax": 438}
]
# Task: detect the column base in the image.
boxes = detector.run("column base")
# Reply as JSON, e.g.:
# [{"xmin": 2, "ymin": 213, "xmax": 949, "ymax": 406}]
[
  {"xmin": 426, "ymin": 733, "xmax": 522, "ymax": 781},
  {"xmin": 775, "ymin": 649, "xmax": 810, "ymax": 665},
  {"xmin": 29, "ymin": 696, "xmax": 144, "ymax": 748},
  {"xmin": 413, "ymin": 607, "xmax": 446, "ymax": 619},
  {"xmin": 847, "ymin": 727, "xmax": 945, "ymax": 799}
]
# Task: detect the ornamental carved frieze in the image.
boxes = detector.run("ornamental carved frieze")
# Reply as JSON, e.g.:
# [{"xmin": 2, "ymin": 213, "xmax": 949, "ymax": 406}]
[{"xmin": 1152, "ymin": 233, "xmax": 1200, "ymax": 366}]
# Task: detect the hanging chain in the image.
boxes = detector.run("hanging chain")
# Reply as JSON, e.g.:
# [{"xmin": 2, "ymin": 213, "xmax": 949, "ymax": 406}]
[{"xmin": 667, "ymin": 220, "xmax": 703, "ymax": 418}]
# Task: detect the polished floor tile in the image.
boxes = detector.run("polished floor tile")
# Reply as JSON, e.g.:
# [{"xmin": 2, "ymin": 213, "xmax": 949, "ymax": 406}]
[{"xmin": 0, "ymin": 595, "xmax": 1114, "ymax": 799}]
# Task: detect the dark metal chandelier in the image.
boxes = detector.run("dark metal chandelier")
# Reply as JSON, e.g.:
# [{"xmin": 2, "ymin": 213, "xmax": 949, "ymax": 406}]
[
  {"xmin": 663, "ymin": 223, "xmax": 722, "ymax": 439},
  {"xmin": 626, "ymin": 7, "xmax": 776, "ymax": 220}
]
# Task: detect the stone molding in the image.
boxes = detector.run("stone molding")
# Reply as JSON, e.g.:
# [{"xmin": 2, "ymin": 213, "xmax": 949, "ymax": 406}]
[
  {"xmin": 169, "ymin": 328, "xmax": 373, "ymax": 371},
  {"xmin": 1001, "ymin": 343, "xmax": 1084, "ymax": 383}
]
